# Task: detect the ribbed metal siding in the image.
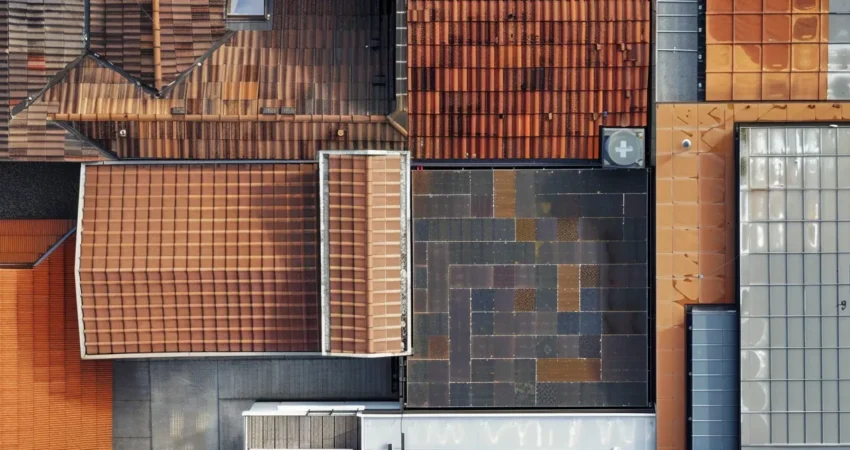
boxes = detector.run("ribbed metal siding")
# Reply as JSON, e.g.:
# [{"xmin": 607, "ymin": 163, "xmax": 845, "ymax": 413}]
[
  {"xmin": 655, "ymin": 0, "xmax": 699, "ymax": 102},
  {"xmin": 688, "ymin": 306, "xmax": 738, "ymax": 450}
]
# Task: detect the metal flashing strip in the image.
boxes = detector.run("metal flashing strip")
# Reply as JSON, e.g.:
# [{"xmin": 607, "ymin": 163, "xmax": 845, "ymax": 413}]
[
  {"xmin": 0, "ymin": 226, "xmax": 76, "ymax": 269},
  {"xmin": 75, "ymin": 164, "xmax": 87, "ymax": 358},
  {"xmin": 319, "ymin": 150, "xmax": 412, "ymax": 357},
  {"xmin": 318, "ymin": 152, "xmax": 331, "ymax": 355}
]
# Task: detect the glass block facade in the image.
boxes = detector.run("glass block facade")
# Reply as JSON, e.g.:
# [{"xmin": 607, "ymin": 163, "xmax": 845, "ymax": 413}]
[{"xmin": 740, "ymin": 125, "xmax": 850, "ymax": 446}]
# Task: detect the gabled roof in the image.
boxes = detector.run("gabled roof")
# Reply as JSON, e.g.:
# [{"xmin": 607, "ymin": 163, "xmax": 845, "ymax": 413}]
[
  {"xmin": 76, "ymin": 157, "xmax": 411, "ymax": 358},
  {"xmin": 3, "ymin": 0, "xmax": 406, "ymax": 161},
  {"xmin": 0, "ymin": 220, "xmax": 76, "ymax": 268},
  {"xmin": 77, "ymin": 162, "xmax": 322, "ymax": 356}
]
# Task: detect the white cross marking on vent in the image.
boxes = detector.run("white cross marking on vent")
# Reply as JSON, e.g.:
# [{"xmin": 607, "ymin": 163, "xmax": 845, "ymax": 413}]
[{"xmin": 615, "ymin": 140, "xmax": 633, "ymax": 159}]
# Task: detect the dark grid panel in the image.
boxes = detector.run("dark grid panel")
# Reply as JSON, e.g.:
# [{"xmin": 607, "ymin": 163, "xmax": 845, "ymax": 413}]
[{"xmin": 408, "ymin": 168, "xmax": 650, "ymax": 408}]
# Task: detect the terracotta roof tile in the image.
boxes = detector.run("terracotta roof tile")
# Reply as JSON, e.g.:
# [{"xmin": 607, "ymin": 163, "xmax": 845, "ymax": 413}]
[
  {"xmin": 6, "ymin": 0, "xmax": 405, "ymax": 160},
  {"xmin": 408, "ymin": 0, "xmax": 650, "ymax": 159},
  {"xmin": 88, "ymin": 0, "xmax": 227, "ymax": 87},
  {"xmin": 0, "ymin": 220, "xmax": 75, "ymax": 266},
  {"xmin": 77, "ymin": 163, "xmax": 321, "ymax": 355},
  {"xmin": 321, "ymin": 152, "xmax": 409, "ymax": 355},
  {"xmin": 0, "ymin": 238, "xmax": 112, "ymax": 448}
]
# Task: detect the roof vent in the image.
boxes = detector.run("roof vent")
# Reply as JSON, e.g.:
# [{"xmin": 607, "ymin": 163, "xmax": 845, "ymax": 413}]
[
  {"xmin": 171, "ymin": 107, "xmax": 186, "ymax": 115},
  {"xmin": 600, "ymin": 127, "xmax": 645, "ymax": 169},
  {"xmin": 260, "ymin": 106, "xmax": 278, "ymax": 115},
  {"xmin": 280, "ymin": 106, "xmax": 296, "ymax": 115}
]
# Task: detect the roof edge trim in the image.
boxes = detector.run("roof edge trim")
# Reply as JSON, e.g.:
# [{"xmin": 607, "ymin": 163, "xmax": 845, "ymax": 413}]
[
  {"xmin": 10, "ymin": 52, "xmax": 89, "ymax": 117},
  {"xmin": 84, "ymin": 159, "xmax": 318, "ymax": 166},
  {"xmin": 75, "ymin": 164, "xmax": 87, "ymax": 358},
  {"xmin": 30, "ymin": 226, "xmax": 77, "ymax": 268},
  {"xmin": 87, "ymin": 53, "xmax": 160, "ymax": 96}
]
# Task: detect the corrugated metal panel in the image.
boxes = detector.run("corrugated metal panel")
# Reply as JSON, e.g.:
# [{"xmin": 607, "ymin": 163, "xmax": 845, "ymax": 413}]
[
  {"xmin": 0, "ymin": 219, "xmax": 75, "ymax": 265},
  {"xmin": 246, "ymin": 416, "xmax": 359, "ymax": 449},
  {"xmin": 687, "ymin": 306, "xmax": 738, "ymax": 450},
  {"xmin": 0, "ymin": 239, "xmax": 113, "ymax": 449},
  {"xmin": 739, "ymin": 125, "xmax": 850, "ymax": 446},
  {"xmin": 360, "ymin": 413, "xmax": 656, "ymax": 450},
  {"xmin": 655, "ymin": 0, "xmax": 699, "ymax": 102}
]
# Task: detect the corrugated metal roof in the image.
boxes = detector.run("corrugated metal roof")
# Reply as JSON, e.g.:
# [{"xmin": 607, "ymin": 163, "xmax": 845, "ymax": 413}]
[
  {"xmin": 0, "ymin": 220, "xmax": 75, "ymax": 266},
  {"xmin": 0, "ymin": 238, "xmax": 113, "ymax": 449}
]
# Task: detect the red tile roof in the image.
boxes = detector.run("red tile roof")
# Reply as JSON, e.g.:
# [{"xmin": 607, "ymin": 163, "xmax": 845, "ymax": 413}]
[
  {"xmin": 77, "ymin": 163, "xmax": 321, "ymax": 355},
  {"xmin": 322, "ymin": 153, "xmax": 408, "ymax": 354},
  {"xmin": 407, "ymin": 0, "xmax": 650, "ymax": 159},
  {"xmin": 0, "ymin": 237, "xmax": 113, "ymax": 448},
  {"xmin": 0, "ymin": 220, "xmax": 76, "ymax": 266}
]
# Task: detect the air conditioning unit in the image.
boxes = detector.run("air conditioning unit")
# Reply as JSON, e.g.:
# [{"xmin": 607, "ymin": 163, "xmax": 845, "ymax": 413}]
[{"xmin": 600, "ymin": 127, "xmax": 646, "ymax": 169}]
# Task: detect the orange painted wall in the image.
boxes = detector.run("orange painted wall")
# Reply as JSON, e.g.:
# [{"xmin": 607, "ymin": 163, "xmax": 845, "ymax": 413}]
[
  {"xmin": 705, "ymin": 0, "xmax": 829, "ymax": 101},
  {"xmin": 655, "ymin": 101, "xmax": 850, "ymax": 450},
  {"xmin": 0, "ymin": 236, "xmax": 112, "ymax": 449}
]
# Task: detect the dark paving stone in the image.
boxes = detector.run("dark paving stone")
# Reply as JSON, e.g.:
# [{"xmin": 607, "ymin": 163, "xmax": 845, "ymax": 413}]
[
  {"xmin": 493, "ymin": 359, "xmax": 515, "ymax": 382},
  {"xmin": 494, "ymin": 383, "xmax": 517, "ymax": 407},
  {"xmin": 514, "ymin": 359, "xmax": 537, "ymax": 383},
  {"xmin": 471, "ymin": 312, "xmax": 495, "ymax": 335},
  {"xmin": 514, "ymin": 336, "xmax": 537, "ymax": 358},
  {"xmin": 580, "ymin": 289, "xmax": 599, "ymax": 311},
  {"xmin": 536, "ymin": 218, "xmax": 558, "ymax": 241},
  {"xmin": 493, "ymin": 312, "xmax": 514, "ymax": 334},
  {"xmin": 470, "ymin": 384, "xmax": 495, "ymax": 407},
  {"xmin": 413, "ymin": 242, "xmax": 428, "ymax": 266},
  {"xmin": 623, "ymin": 217, "xmax": 648, "ymax": 241},
  {"xmin": 490, "ymin": 336, "xmax": 516, "ymax": 358},
  {"xmin": 535, "ymin": 265, "xmax": 557, "ymax": 288},
  {"xmin": 471, "ymin": 289, "xmax": 496, "ymax": 311},
  {"xmin": 624, "ymin": 194, "xmax": 648, "ymax": 217},
  {"xmin": 557, "ymin": 312, "xmax": 579, "ymax": 334},
  {"xmin": 537, "ymin": 194, "xmax": 580, "ymax": 218},
  {"xmin": 407, "ymin": 383, "xmax": 429, "ymax": 406},
  {"xmin": 493, "ymin": 265, "xmax": 516, "ymax": 288},
  {"xmin": 580, "ymin": 194, "xmax": 624, "ymax": 217},
  {"xmin": 579, "ymin": 335, "xmax": 602, "ymax": 358},
  {"xmin": 602, "ymin": 335, "xmax": 648, "ymax": 359},
  {"xmin": 429, "ymin": 383, "xmax": 450, "ymax": 406},
  {"xmin": 514, "ymin": 382, "xmax": 536, "ymax": 406},
  {"xmin": 449, "ymin": 383, "xmax": 471, "ymax": 407},
  {"xmin": 534, "ymin": 312, "xmax": 558, "ymax": 335},
  {"xmin": 470, "ymin": 171, "xmax": 494, "ymax": 195},
  {"xmin": 579, "ymin": 312, "xmax": 602, "ymax": 334},
  {"xmin": 471, "ymin": 359, "xmax": 496, "ymax": 382},
  {"xmin": 494, "ymin": 289, "xmax": 515, "ymax": 311},
  {"xmin": 513, "ymin": 312, "xmax": 535, "ymax": 335},
  {"xmin": 556, "ymin": 335, "xmax": 580, "ymax": 357},
  {"xmin": 602, "ymin": 312, "xmax": 648, "ymax": 334},
  {"xmin": 471, "ymin": 336, "xmax": 494, "ymax": 359},
  {"xmin": 537, "ymin": 289, "xmax": 557, "ymax": 312},
  {"xmin": 598, "ymin": 288, "xmax": 649, "ymax": 311},
  {"xmin": 471, "ymin": 195, "xmax": 494, "ymax": 217},
  {"xmin": 579, "ymin": 218, "xmax": 624, "ymax": 241},
  {"xmin": 535, "ymin": 336, "xmax": 558, "ymax": 358},
  {"xmin": 515, "ymin": 171, "xmax": 537, "ymax": 218},
  {"xmin": 413, "ymin": 267, "xmax": 428, "ymax": 289}
]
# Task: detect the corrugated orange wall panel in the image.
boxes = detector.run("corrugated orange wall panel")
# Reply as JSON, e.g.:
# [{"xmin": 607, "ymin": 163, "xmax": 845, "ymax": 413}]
[
  {"xmin": 0, "ymin": 238, "xmax": 112, "ymax": 449},
  {"xmin": 0, "ymin": 220, "xmax": 75, "ymax": 265},
  {"xmin": 655, "ymin": 101, "xmax": 850, "ymax": 450}
]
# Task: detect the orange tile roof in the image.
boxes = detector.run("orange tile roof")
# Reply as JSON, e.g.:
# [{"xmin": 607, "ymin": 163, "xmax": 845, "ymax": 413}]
[
  {"xmin": 322, "ymin": 153, "xmax": 408, "ymax": 354},
  {"xmin": 408, "ymin": 0, "xmax": 650, "ymax": 160},
  {"xmin": 0, "ymin": 220, "xmax": 76, "ymax": 267},
  {"xmin": 0, "ymin": 237, "xmax": 112, "ymax": 449},
  {"xmin": 77, "ymin": 163, "xmax": 321, "ymax": 356}
]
